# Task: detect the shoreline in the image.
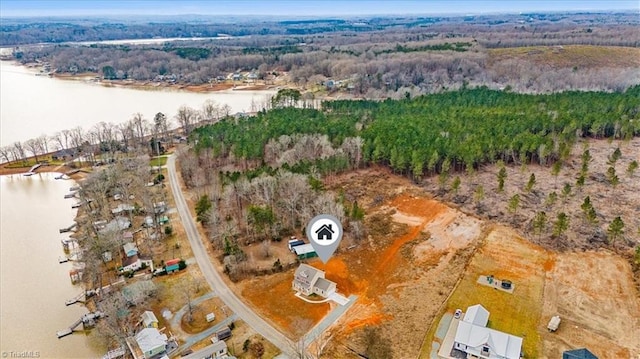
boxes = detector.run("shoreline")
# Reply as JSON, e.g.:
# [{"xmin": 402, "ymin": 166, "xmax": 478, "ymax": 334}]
[
  {"xmin": 0, "ymin": 164, "xmax": 88, "ymax": 181},
  {"xmin": 3, "ymin": 59, "xmax": 287, "ymax": 94}
]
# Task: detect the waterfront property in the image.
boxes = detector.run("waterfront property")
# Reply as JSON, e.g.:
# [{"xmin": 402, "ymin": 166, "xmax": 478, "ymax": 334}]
[{"xmin": 292, "ymin": 264, "xmax": 337, "ymax": 298}]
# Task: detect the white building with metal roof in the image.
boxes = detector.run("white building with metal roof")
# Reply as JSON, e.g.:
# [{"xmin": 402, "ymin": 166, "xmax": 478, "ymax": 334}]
[{"xmin": 453, "ymin": 304, "xmax": 523, "ymax": 359}]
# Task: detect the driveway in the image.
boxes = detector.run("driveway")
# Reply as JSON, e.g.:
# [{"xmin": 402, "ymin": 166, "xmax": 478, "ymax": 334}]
[{"xmin": 167, "ymin": 155, "xmax": 295, "ymax": 357}]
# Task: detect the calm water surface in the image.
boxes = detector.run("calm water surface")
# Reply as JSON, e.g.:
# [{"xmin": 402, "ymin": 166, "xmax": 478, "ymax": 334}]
[
  {"xmin": 0, "ymin": 173, "xmax": 104, "ymax": 358},
  {"xmin": 0, "ymin": 60, "xmax": 274, "ymax": 146}
]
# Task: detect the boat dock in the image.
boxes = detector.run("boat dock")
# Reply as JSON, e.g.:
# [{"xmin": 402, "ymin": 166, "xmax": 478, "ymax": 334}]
[
  {"xmin": 56, "ymin": 311, "xmax": 105, "ymax": 339},
  {"xmin": 65, "ymin": 289, "xmax": 98, "ymax": 306},
  {"xmin": 64, "ymin": 192, "xmax": 78, "ymax": 199},
  {"xmin": 23, "ymin": 163, "xmax": 43, "ymax": 176},
  {"xmin": 59, "ymin": 223, "xmax": 77, "ymax": 233},
  {"xmin": 102, "ymin": 347, "xmax": 127, "ymax": 359}
]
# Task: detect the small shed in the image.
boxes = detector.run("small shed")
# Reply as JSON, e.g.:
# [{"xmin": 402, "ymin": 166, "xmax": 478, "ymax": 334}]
[
  {"xmin": 165, "ymin": 258, "xmax": 181, "ymax": 273},
  {"xmin": 141, "ymin": 310, "xmax": 159, "ymax": 328},
  {"xmin": 215, "ymin": 327, "xmax": 232, "ymax": 341},
  {"xmin": 548, "ymin": 315, "xmax": 561, "ymax": 332},
  {"xmin": 293, "ymin": 244, "xmax": 317, "ymax": 259}
]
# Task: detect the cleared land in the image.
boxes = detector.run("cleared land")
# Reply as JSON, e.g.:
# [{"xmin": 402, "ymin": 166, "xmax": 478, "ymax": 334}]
[{"xmin": 488, "ymin": 45, "xmax": 640, "ymax": 69}]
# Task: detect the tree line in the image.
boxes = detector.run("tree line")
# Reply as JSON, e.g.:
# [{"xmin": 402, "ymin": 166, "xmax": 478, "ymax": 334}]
[
  {"xmin": 191, "ymin": 86, "xmax": 640, "ymax": 180},
  {"xmin": 9, "ymin": 14, "xmax": 639, "ymax": 96}
]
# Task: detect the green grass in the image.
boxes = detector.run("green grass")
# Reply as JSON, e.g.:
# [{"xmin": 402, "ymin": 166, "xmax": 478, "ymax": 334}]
[
  {"xmin": 150, "ymin": 156, "xmax": 168, "ymax": 167},
  {"xmin": 421, "ymin": 231, "xmax": 546, "ymax": 358}
]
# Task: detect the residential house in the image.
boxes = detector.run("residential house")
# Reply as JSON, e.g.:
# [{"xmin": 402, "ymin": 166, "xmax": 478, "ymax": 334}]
[
  {"xmin": 292, "ymin": 264, "xmax": 337, "ymax": 298},
  {"xmin": 101, "ymin": 216, "xmax": 131, "ymax": 233},
  {"xmin": 453, "ymin": 304, "xmax": 523, "ymax": 359},
  {"xmin": 124, "ymin": 242, "xmax": 139, "ymax": 258},
  {"xmin": 135, "ymin": 327, "xmax": 167, "ymax": 359},
  {"xmin": 153, "ymin": 202, "xmax": 167, "ymax": 214},
  {"xmin": 112, "ymin": 203, "xmax": 135, "ymax": 215},
  {"xmin": 51, "ymin": 148, "xmax": 77, "ymax": 161},
  {"xmin": 181, "ymin": 340, "xmax": 229, "ymax": 359},
  {"xmin": 121, "ymin": 255, "xmax": 142, "ymax": 272},
  {"xmin": 563, "ymin": 348, "xmax": 598, "ymax": 359},
  {"xmin": 141, "ymin": 311, "xmax": 159, "ymax": 328}
]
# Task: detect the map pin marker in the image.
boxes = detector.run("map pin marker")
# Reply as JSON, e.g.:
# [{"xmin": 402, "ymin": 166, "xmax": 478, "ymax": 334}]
[{"xmin": 307, "ymin": 214, "xmax": 343, "ymax": 264}]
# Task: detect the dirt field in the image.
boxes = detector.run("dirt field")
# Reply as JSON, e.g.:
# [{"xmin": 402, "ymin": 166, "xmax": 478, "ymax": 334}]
[
  {"xmin": 541, "ymin": 251, "xmax": 640, "ymax": 358},
  {"xmin": 488, "ymin": 45, "xmax": 640, "ymax": 69}
]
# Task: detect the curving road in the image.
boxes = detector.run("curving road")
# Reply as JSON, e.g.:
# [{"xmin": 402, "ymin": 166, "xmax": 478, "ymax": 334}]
[{"xmin": 167, "ymin": 155, "xmax": 295, "ymax": 357}]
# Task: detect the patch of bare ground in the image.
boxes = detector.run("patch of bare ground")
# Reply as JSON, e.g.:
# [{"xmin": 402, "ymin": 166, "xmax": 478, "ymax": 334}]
[
  {"xmin": 541, "ymin": 251, "xmax": 640, "ymax": 358},
  {"xmin": 320, "ymin": 169, "xmax": 484, "ymax": 358},
  {"xmin": 422, "ymin": 138, "xmax": 640, "ymax": 264},
  {"xmin": 488, "ymin": 45, "xmax": 640, "ymax": 69}
]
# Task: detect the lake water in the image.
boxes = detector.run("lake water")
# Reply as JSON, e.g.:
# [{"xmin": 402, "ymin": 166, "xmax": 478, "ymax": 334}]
[
  {"xmin": 0, "ymin": 60, "xmax": 274, "ymax": 358},
  {"xmin": 0, "ymin": 173, "xmax": 104, "ymax": 358},
  {"xmin": 0, "ymin": 60, "xmax": 274, "ymax": 146}
]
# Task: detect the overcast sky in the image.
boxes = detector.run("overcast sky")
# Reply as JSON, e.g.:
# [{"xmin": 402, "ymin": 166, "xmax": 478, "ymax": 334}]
[{"xmin": 1, "ymin": 0, "xmax": 638, "ymax": 17}]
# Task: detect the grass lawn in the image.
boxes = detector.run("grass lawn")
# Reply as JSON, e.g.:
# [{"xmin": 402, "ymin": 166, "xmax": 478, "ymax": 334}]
[
  {"xmin": 150, "ymin": 156, "xmax": 168, "ymax": 167},
  {"xmin": 427, "ymin": 228, "xmax": 547, "ymax": 358}
]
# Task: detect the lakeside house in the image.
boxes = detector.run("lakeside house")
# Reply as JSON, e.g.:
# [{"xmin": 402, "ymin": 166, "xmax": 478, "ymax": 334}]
[
  {"xmin": 453, "ymin": 304, "xmax": 523, "ymax": 359},
  {"xmin": 133, "ymin": 327, "xmax": 168, "ymax": 359},
  {"xmin": 181, "ymin": 340, "xmax": 231, "ymax": 359},
  {"xmin": 292, "ymin": 264, "xmax": 337, "ymax": 298}
]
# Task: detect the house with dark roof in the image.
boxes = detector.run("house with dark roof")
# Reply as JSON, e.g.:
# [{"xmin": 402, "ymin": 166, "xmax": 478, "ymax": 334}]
[
  {"xmin": 453, "ymin": 304, "xmax": 523, "ymax": 359},
  {"xmin": 315, "ymin": 224, "xmax": 335, "ymax": 241},
  {"xmin": 563, "ymin": 348, "xmax": 598, "ymax": 359},
  {"xmin": 292, "ymin": 264, "xmax": 337, "ymax": 298}
]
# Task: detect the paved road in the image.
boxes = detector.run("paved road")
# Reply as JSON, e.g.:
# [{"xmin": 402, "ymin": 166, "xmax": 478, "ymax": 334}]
[{"xmin": 167, "ymin": 155, "xmax": 295, "ymax": 357}]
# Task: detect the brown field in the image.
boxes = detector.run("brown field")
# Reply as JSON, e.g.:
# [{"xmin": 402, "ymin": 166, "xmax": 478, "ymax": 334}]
[
  {"xmin": 488, "ymin": 45, "xmax": 640, "ymax": 69},
  {"xmin": 541, "ymin": 251, "xmax": 640, "ymax": 358}
]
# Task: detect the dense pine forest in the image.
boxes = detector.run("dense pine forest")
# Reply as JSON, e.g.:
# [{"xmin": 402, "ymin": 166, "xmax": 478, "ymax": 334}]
[{"xmin": 191, "ymin": 86, "xmax": 640, "ymax": 179}]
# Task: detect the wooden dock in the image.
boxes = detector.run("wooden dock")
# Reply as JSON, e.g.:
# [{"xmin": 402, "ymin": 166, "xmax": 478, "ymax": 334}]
[
  {"xmin": 59, "ymin": 223, "xmax": 77, "ymax": 233},
  {"xmin": 23, "ymin": 164, "xmax": 43, "ymax": 177},
  {"xmin": 102, "ymin": 347, "xmax": 127, "ymax": 359},
  {"xmin": 64, "ymin": 192, "xmax": 78, "ymax": 199},
  {"xmin": 65, "ymin": 289, "xmax": 97, "ymax": 306},
  {"xmin": 57, "ymin": 311, "xmax": 104, "ymax": 338}
]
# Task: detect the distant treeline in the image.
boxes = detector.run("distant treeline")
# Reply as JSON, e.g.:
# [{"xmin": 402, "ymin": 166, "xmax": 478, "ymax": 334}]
[{"xmin": 191, "ymin": 86, "xmax": 640, "ymax": 178}]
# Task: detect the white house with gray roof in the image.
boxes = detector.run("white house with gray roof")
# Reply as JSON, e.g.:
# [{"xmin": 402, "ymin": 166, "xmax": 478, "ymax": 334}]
[
  {"xmin": 453, "ymin": 304, "xmax": 523, "ymax": 359},
  {"xmin": 292, "ymin": 264, "xmax": 337, "ymax": 298}
]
